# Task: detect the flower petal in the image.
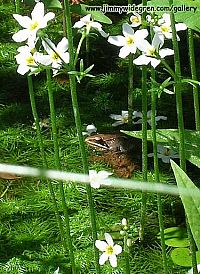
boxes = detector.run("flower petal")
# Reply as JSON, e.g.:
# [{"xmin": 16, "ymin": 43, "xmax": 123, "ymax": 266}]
[
  {"xmin": 151, "ymin": 58, "xmax": 161, "ymax": 68},
  {"xmin": 12, "ymin": 29, "xmax": 30, "ymax": 42},
  {"xmin": 99, "ymin": 253, "xmax": 109, "ymax": 265},
  {"xmin": 105, "ymin": 233, "xmax": 114, "ymax": 246},
  {"xmin": 113, "ymin": 244, "xmax": 122, "ymax": 255},
  {"xmin": 108, "ymin": 35, "xmax": 126, "ymax": 47},
  {"xmin": 109, "ymin": 254, "xmax": 117, "ymax": 267},
  {"xmin": 119, "ymin": 45, "xmax": 131, "ymax": 58},
  {"xmin": 175, "ymin": 23, "xmax": 187, "ymax": 31},
  {"xmin": 133, "ymin": 55, "xmax": 151, "ymax": 66},
  {"xmin": 31, "ymin": 2, "xmax": 44, "ymax": 20},
  {"xmin": 159, "ymin": 48, "xmax": 174, "ymax": 58},
  {"xmin": 112, "ymin": 121, "xmax": 124, "ymax": 127},
  {"xmin": 122, "ymin": 23, "xmax": 134, "ymax": 37},
  {"xmin": 13, "ymin": 14, "xmax": 31, "ymax": 28},
  {"xmin": 57, "ymin": 37, "xmax": 69, "ymax": 52},
  {"xmin": 44, "ymin": 12, "xmax": 55, "ymax": 22},
  {"xmin": 73, "ymin": 20, "xmax": 85, "ymax": 28},
  {"xmin": 95, "ymin": 240, "xmax": 107, "ymax": 252}
]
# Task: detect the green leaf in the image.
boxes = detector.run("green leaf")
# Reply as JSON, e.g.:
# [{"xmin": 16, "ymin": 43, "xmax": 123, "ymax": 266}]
[
  {"xmin": 122, "ymin": 129, "xmax": 200, "ymax": 168},
  {"xmin": 158, "ymin": 227, "xmax": 189, "ymax": 247},
  {"xmin": 171, "ymin": 160, "xmax": 200, "ymax": 250},
  {"xmin": 171, "ymin": 248, "xmax": 200, "ymax": 267},
  {"xmin": 44, "ymin": 0, "xmax": 62, "ymax": 9},
  {"xmin": 71, "ymin": 4, "xmax": 112, "ymax": 24}
]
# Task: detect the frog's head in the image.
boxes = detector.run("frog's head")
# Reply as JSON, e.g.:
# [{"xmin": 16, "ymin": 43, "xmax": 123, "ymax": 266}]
[{"xmin": 85, "ymin": 134, "xmax": 110, "ymax": 151}]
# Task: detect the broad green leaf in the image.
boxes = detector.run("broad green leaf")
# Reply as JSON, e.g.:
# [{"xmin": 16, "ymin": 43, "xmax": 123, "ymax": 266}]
[
  {"xmin": 158, "ymin": 227, "xmax": 189, "ymax": 247},
  {"xmin": 70, "ymin": 4, "xmax": 112, "ymax": 24},
  {"xmin": 122, "ymin": 129, "xmax": 200, "ymax": 168},
  {"xmin": 45, "ymin": 0, "xmax": 62, "ymax": 9},
  {"xmin": 171, "ymin": 248, "xmax": 200, "ymax": 267},
  {"xmin": 171, "ymin": 160, "xmax": 200, "ymax": 250}
]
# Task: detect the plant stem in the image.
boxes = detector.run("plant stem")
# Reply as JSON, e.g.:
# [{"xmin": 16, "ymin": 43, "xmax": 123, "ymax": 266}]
[
  {"xmin": 14, "ymin": 0, "xmax": 20, "ymax": 13},
  {"xmin": 46, "ymin": 69, "xmax": 76, "ymax": 274},
  {"xmin": 27, "ymin": 75, "xmax": 69, "ymax": 255},
  {"xmin": 150, "ymin": 65, "xmax": 168, "ymax": 273},
  {"xmin": 139, "ymin": 0, "xmax": 148, "ymax": 242},
  {"xmin": 86, "ymin": 35, "xmax": 90, "ymax": 67},
  {"xmin": 74, "ymin": 33, "xmax": 86, "ymax": 66},
  {"xmin": 169, "ymin": 3, "xmax": 186, "ymax": 171},
  {"xmin": 128, "ymin": 54, "xmax": 133, "ymax": 125},
  {"xmin": 188, "ymin": 28, "xmax": 200, "ymax": 131},
  {"xmin": 124, "ymin": 235, "xmax": 131, "ymax": 274},
  {"xmin": 169, "ymin": 3, "xmax": 198, "ymax": 273},
  {"xmin": 62, "ymin": 1, "xmax": 100, "ymax": 273},
  {"xmin": 128, "ymin": 0, "xmax": 133, "ymax": 125}
]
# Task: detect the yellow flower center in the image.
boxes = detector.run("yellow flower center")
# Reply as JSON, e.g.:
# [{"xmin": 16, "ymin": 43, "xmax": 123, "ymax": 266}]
[
  {"xmin": 105, "ymin": 245, "xmax": 114, "ymax": 255},
  {"xmin": 147, "ymin": 47, "xmax": 156, "ymax": 57},
  {"xmin": 122, "ymin": 117, "xmax": 128, "ymax": 123},
  {"xmin": 52, "ymin": 52, "xmax": 60, "ymax": 61},
  {"xmin": 131, "ymin": 17, "xmax": 139, "ymax": 23},
  {"xmin": 126, "ymin": 36, "xmax": 134, "ymax": 45},
  {"xmin": 160, "ymin": 25, "xmax": 170, "ymax": 33},
  {"xmin": 26, "ymin": 56, "xmax": 35, "ymax": 65},
  {"xmin": 164, "ymin": 149, "xmax": 170, "ymax": 156},
  {"xmin": 30, "ymin": 21, "xmax": 39, "ymax": 31}
]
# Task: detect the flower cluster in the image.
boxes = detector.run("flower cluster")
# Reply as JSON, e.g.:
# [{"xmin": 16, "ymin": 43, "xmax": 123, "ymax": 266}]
[
  {"xmin": 110, "ymin": 110, "xmax": 167, "ymax": 127},
  {"xmin": 108, "ymin": 12, "xmax": 187, "ymax": 68},
  {"xmin": 12, "ymin": 2, "xmax": 69, "ymax": 75},
  {"xmin": 12, "ymin": 3, "xmax": 108, "ymax": 77}
]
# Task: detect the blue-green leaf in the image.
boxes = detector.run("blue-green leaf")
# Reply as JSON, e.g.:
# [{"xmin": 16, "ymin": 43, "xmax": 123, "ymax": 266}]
[
  {"xmin": 122, "ymin": 129, "xmax": 200, "ymax": 168},
  {"xmin": 171, "ymin": 160, "xmax": 200, "ymax": 250}
]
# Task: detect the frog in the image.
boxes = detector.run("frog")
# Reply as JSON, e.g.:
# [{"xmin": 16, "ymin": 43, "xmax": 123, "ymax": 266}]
[{"xmin": 85, "ymin": 133, "xmax": 141, "ymax": 178}]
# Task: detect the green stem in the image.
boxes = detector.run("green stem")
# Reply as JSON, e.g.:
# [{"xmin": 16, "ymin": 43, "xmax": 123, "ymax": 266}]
[
  {"xmin": 128, "ymin": 0, "xmax": 133, "ymax": 125},
  {"xmin": 46, "ymin": 69, "xmax": 76, "ymax": 273},
  {"xmin": 86, "ymin": 35, "xmax": 90, "ymax": 67},
  {"xmin": 188, "ymin": 28, "xmax": 200, "ymax": 131},
  {"xmin": 14, "ymin": 0, "xmax": 20, "ymax": 13},
  {"xmin": 128, "ymin": 54, "xmax": 133, "ymax": 125},
  {"xmin": 150, "ymin": 65, "xmax": 168, "ymax": 273},
  {"xmin": 124, "ymin": 235, "xmax": 131, "ymax": 274},
  {"xmin": 27, "ymin": 75, "xmax": 69, "ymax": 255},
  {"xmin": 139, "ymin": 65, "xmax": 148, "ymax": 242},
  {"xmin": 169, "ymin": 3, "xmax": 197, "ymax": 273},
  {"xmin": 62, "ymin": 1, "xmax": 100, "ymax": 273},
  {"xmin": 169, "ymin": 3, "xmax": 186, "ymax": 171},
  {"xmin": 139, "ymin": 0, "xmax": 148, "ymax": 242},
  {"xmin": 74, "ymin": 33, "xmax": 86, "ymax": 67}
]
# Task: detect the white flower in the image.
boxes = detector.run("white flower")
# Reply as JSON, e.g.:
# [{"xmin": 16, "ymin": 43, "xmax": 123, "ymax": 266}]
[
  {"xmin": 54, "ymin": 267, "xmax": 60, "ymax": 274},
  {"xmin": 12, "ymin": 2, "xmax": 55, "ymax": 45},
  {"xmin": 148, "ymin": 144, "xmax": 179, "ymax": 163},
  {"xmin": 15, "ymin": 45, "xmax": 39, "ymax": 75},
  {"xmin": 188, "ymin": 264, "xmax": 200, "ymax": 274},
  {"xmin": 73, "ymin": 14, "xmax": 108, "ymax": 38},
  {"xmin": 133, "ymin": 32, "xmax": 174, "ymax": 68},
  {"xmin": 39, "ymin": 37, "xmax": 69, "ymax": 74},
  {"xmin": 95, "ymin": 233, "xmax": 122, "ymax": 267},
  {"xmin": 154, "ymin": 13, "xmax": 187, "ymax": 40},
  {"xmin": 108, "ymin": 23, "xmax": 148, "ymax": 58},
  {"xmin": 134, "ymin": 110, "xmax": 167, "ymax": 126},
  {"xmin": 130, "ymin": 13, "xmax": 141, "ymax": 27},
  {"xmin": 110, "ymin": 110, "xmax": 138, "ymax": 127},
  {"xmin": 89, "ymin": 170, "xmax": 112, "ymax": 189},
  {"xmin": 82, "ymin": 124, "xmax": 97, "ymax": 136}
]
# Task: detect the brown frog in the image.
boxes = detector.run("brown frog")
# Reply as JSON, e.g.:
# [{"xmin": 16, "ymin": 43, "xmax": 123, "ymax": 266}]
[{"xmin": 85, "ymin": 134, "xmax": 141, "ymax": 178}]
